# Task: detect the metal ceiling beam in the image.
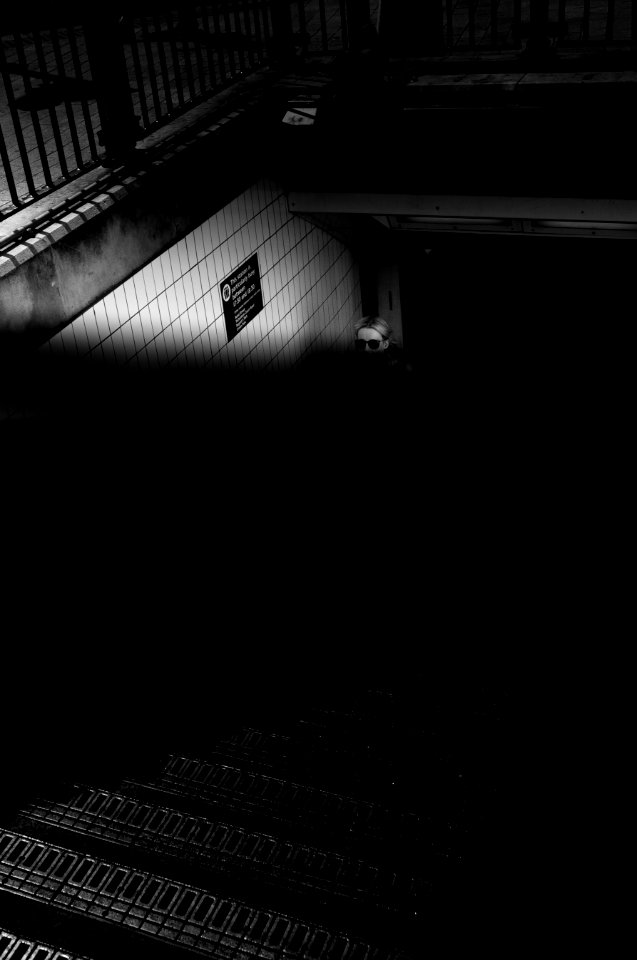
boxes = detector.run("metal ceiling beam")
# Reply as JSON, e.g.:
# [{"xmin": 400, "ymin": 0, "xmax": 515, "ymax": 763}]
[{"xmin": 287, "ymin": 193, "xmax": 637, "ymax": 223}]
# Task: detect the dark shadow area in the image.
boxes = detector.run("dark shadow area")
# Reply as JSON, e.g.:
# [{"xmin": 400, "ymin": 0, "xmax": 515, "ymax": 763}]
[
  {"xmin": 0, "ymin": 643, "xmax": 518, "ymax": 957},
  {"xmin": 3, "ymin": 230, "xmax": 616, "ymax": 960},
  {"xmin": 274, "ymin": 88, "xmax": 637, "ymax": 198},
  {"xmin": 0, "ymin": 329, "xmax": 532, "ymax": 960},
  {"xmin": 1, "ymin": 13, "xmax": 627, "ymax": 957},
  {"xmin": 1, "ymin": 336, "xmax": 420, "ymax": 490}
]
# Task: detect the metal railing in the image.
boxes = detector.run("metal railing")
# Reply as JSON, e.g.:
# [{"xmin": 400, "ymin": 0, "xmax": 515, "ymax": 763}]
[
  {"xmin": 0, "ymin": 2, "xmax": 367, "ymax": 221},
  {"xmin": 1, "ymin": 1, "xmax": 635, "ymax": 223},
  {"xmin": 443, "ymin": 0, "xmax": 637, "ymax": 52}
]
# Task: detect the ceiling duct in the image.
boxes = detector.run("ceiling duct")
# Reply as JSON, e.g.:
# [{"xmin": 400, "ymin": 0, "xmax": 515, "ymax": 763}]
[
  {"xmin": 290, "ymin": 194, "xmax": 637, "ymax": 239},
  {"xmin": 388, "ymin": 215, "xmax": 637, "ymax": 238}
]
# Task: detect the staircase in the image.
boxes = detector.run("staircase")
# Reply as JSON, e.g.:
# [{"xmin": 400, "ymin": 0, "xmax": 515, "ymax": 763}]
[{"xmin": 0, "ymin": 673, "xmax": 508, "ymax": 960}]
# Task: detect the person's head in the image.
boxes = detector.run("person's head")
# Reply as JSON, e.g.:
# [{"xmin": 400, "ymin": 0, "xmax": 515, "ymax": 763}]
[{"xmin": 354, "ymin": 316, "xmax": 393, "ymax": 355}]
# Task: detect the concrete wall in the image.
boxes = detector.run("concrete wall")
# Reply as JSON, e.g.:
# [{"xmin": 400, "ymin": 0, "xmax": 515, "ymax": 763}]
[{"xmin": 40, "ymin": 178, "xmax": 362, "ymax": 373}]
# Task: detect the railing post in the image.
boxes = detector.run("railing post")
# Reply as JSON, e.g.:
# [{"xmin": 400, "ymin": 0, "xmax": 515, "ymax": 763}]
[
  {"xmin": 345, "ymin": 0, "xmax": 373, "ymax": 50},
  {"xmin": 270, "ymin": 0, "xmax": 297, "ymax": 67},
  {"xmin": 522, "ymin": 0, "xmax": 557, "ymax": 63},
  {"xmin": 84, "ymin": 10, "xmax": 142, "ymax": 161},
  {"xmin": 377, "ymin": 0, "xmax": 445, "ymax": 56}
]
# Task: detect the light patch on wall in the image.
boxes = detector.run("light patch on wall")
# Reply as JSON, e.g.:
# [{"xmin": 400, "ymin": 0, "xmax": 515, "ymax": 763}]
[{"xmin": 43, "ymin": 180, "xmax": 363, "ymax": 374}]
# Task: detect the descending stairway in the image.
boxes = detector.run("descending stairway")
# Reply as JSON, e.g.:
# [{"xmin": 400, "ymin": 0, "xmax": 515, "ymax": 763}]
[{"xmin": 0, "ymin": 673, "xmax": 507, "ymax": 960}]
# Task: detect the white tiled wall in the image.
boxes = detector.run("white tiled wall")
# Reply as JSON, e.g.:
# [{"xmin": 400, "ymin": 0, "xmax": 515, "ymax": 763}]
[{"xmin": 43, "ymin": 179, "xmax": 362, "ymax": 372}]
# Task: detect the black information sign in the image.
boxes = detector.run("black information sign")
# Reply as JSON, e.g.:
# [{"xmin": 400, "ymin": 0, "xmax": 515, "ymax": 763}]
[{"xmin": 220, "ymin": 253, "xmax": 263, "ymax": 343}]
